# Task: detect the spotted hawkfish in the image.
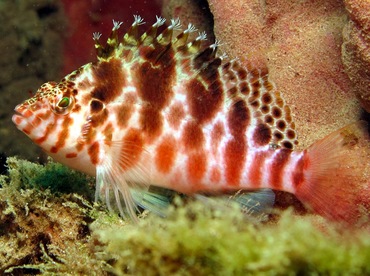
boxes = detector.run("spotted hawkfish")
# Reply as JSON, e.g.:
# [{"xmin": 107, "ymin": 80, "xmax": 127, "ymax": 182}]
[{"xmin": 12, "ymin": 16, "xmax": 369, "ymax": 224}]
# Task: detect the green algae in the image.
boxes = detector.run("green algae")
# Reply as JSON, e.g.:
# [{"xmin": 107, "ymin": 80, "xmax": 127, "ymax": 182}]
[
  {"xmin": 0, "ymin": 157, "xmax": 369, "ymax": 275},
  {"xmin": 5, "ymin": 156, "xmax": 95, "ymax": 197}
]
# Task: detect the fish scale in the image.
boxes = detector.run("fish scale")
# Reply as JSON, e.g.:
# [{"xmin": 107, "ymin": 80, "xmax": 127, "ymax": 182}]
[{"xmin": 12, "ymin": 16, "xmax": 369, "ymax": 224}]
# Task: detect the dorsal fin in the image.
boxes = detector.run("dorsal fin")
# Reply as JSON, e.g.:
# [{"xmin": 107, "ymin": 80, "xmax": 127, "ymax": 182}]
[{"xmin": 92, "ymin": 16, "xmax": 298, "ymax": 151}]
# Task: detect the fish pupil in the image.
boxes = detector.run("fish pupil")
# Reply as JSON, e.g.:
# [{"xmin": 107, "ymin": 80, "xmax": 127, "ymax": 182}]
[{"xmin": 58, "ymin": 97, "xmax": 70, "ymax": 108}]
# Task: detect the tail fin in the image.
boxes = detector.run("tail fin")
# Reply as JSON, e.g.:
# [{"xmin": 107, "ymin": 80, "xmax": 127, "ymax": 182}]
[{"xmin": 295, "ymin": 121, "xmax": 370, "ymax": 226}]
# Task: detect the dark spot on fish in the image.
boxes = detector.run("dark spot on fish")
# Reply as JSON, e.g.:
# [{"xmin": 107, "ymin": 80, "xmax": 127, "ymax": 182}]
[
  {"xmin": 274, "ymin": 131, "xmax": 284, "ymax": 141},
  {"xmin": 265, "ymin": 115, "xmax": 274, "ymax": 124},
  {"xmin": 287, "ymin": 129, "xmax": 296, "ymax": 139},
  {"xmin": 135, "ymin": 59, "xmax": 175, "ymax": 109},
  {"xmin": 187, "ymin": 78, "xmax": 223, "ymax": 124},
  {"xmin": 272, "ymin": 107, "xmax": 282, "ymax": 118},
  {"xmin": 228, "ymin": 99, "xmax": 250, "ymax": 137},
  {"xmin": 140, "ymin": 105, "xmax": 163, "ymax": 141},
  {"xmin": 254, "ymin": 123, "xmax": 272, "ymax": 146},
  {"xmin": 277, "ymin": 120, "xmax": 286, "ymax": 130},
  {"xmin": 91, "ymin": 58, "xmax": 125, "ymax": 103},
  {"xmin": 261, "ymin": 105, "xmax": 269, "ymax": 113},
  {"xmin": 182, "ymin": 120, "xmax": 204, "ymax": 150},
  {"xmin": 282, "ymin": 140, "xmax": 293, "ymax": 149},
  {"xmin": 239, "ymin": 81, "xmax": 249, "ymax": 95},
  {"xmin": 90, "ymin": 99, "xmax": 104, "ymax": 113}
]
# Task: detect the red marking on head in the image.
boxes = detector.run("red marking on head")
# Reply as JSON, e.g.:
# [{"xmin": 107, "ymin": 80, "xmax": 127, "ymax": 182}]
[
  {"xmin": 88, "ymin": 142, "xmax": 100, "ymax": 165},
  {"xmin": 31, "ymin": 116, "xmax": 43, "ymax": 127},
  {"xmin": 182, "ymin": 121, "xmax": 204, "ymax": 150},
  {"xmin": 186, "ymin": 79, "xmax": 223, "ymax": 124},
  {"xmin": 248, "ymin": 151, "xmax": 266, "ymax": 187},
  {"xmin": 66, "ymin": 152, "xmax": 77, "ymax": 158},
  {"xmin": 38, "ymin": 112, "xmax": 52, "ymax": 120},
  {"xmin": 13, "ymin": 116, "xmax": 23, "ymax": 125},
  {"xmin": 167, "ymin": 102, "xmax": 185, "ymax": 129},
  {"xmin": 228, "ymin": 98, "xmax": 250, "ymax": 137},
  {"xmin": 187, "ymin": 152, "xmax": 207, "ymax": 188},
  {"xmin": 121, "ymin": 128, "xmax": 144, "ymax": 170},
  {"xmin": 224, "ymin": 138, "xmax": 247, "ymax": 186},
  {"xmin": 91, "ymin": 58, "xmax": 125, "ymax": 103},
  {"xmin": 269, "ymin": 149, "xmax": 291, "ymax": 190},
  {"xmin": 155, "ymin": 136, "xmax": 177, "ymax": 174},
  {"xmin": 53, "ymin": 116, "xmax": 74, "ymax": 153},
  {"xmin": 140, "ymin": 105, "xmax": 163, "ymax": 141},
  {"xmin": 34, "ymin": 122, "xmax": 57, "ymax": 145},
  {"xmin": 22, "ymin": 126, "xmax": 32, "ymax": 135}
]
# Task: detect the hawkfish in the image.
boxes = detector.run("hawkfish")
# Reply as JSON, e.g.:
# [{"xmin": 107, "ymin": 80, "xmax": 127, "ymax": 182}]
[{"xmin": 12, "ymin": 16, "xmax": 369, "ymax": 224}]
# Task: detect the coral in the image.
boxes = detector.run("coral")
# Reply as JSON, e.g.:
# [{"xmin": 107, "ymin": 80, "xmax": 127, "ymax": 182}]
[
  {"xmin": 0, "ymin": 157, "xmax": 106, "ymax": 274},
  {"xmin": 165, "ymin": 0, "xmax": 362, "ymax": 149},
  {"xmin": 161, "ymin": 0, "xmax": 215, "ymax": 43},
  {"xmin": 342, "ymin": 0, "xmax": 370, "ymax": 112}
]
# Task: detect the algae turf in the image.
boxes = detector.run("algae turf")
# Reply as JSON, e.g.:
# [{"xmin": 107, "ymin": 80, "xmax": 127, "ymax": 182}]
[
  {"xmin": 0, "ymin": 157, "xmax": 370, "ymax": 275},
  {"xmin": 5, "ymin": 156, "xmax": 95, "ymax": 198},
  {"xmin": 96, "ymin": 201, "xmax": 370, "ymax": 276}
]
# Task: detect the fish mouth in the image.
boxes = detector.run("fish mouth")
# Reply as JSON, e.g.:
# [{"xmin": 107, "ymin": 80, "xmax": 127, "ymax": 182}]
[{"xmin": 12, "ymin": 104, "xmax": 33, "ymax": 128}]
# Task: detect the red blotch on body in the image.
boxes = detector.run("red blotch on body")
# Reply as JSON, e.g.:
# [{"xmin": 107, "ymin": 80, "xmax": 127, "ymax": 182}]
[
  {"xmin": 186, "ymin": 79, "xmax": 223, "ymax": 124},
  {"xmin": 155, "ymin": 136, "xmax": 177, "ymax": 174},
  {"xmin": 187, "ymin": 152, "xmax": 207, "ymax": 190},
  {"xmin": 269, "ymin": 149, "xmax": 291, "ymax": 190},
  {"xmin": 224, "ymin": 138, "xmax": 247, "ymax": 186},
  {"xmin": 140, "ymin": 105, "xmax": 163, "ymax": 142},
  {"xmin": 66, "ymin": 152, "xmax": 77, "ymax": 158},
  {"xmin": 115, "ymin": 102, "xmax": 134, "ymax": 128},
  {"xmin": 91, "ymin": 58, "xmax": 125, "ymax": 103},
  {"xmin": 120, "ymin": 128, "xmax": 144, "ymax": 170},
  {"xmin": 210, "ymin": 166, "xmax": 221, "ymax": 184},
  {"xmin": 135, "ymin": 59, "xmax": 175, "ymax": 110},
  {"xmin": 228, "ymin": 98, "xmax": 250, "ymax": 137},
  {"xmin": 167, "ymin": 102, "xmax": 185, "ymax": 129},
  {"xmin": 248, "ymin": 151, "xmax": 266, "ymax": 188},
  {"xmin": 182, "ymin": 120, "xmax": 204, "ymax": 150},
  {"xmin": 292, "ymin": 151, "xmax": 308, "ymax": 188},
  {"xmin": 211, "ymin": 121, "xmax": 225, "ymax": 154},
  {"xmin": 88, "ymin": 141, "xmax": 100, "ymax": 165}
]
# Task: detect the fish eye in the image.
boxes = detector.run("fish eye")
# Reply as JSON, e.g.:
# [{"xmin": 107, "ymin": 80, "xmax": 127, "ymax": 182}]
[
  {"xmin": 52, "ymin": 96, "xmax": 74, "ymax": 115},
  {"xmin": 57, "ymin": 97, "xmax": 70, "ymax": 108}
]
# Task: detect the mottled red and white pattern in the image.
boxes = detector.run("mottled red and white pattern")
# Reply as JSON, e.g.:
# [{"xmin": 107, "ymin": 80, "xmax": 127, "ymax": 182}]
[{"xmin": 13, "ymin": 16, "xmax": 369, "ymax": 224}]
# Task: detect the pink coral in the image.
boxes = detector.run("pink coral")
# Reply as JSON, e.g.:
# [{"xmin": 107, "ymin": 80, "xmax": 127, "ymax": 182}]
[
  {"xmin": 209, "ymin": 0, "xmax": 361, "ymax": 148},
  {"xmin": 342, "ymin": 0, "xmax": 370, "ymax": 112}
]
